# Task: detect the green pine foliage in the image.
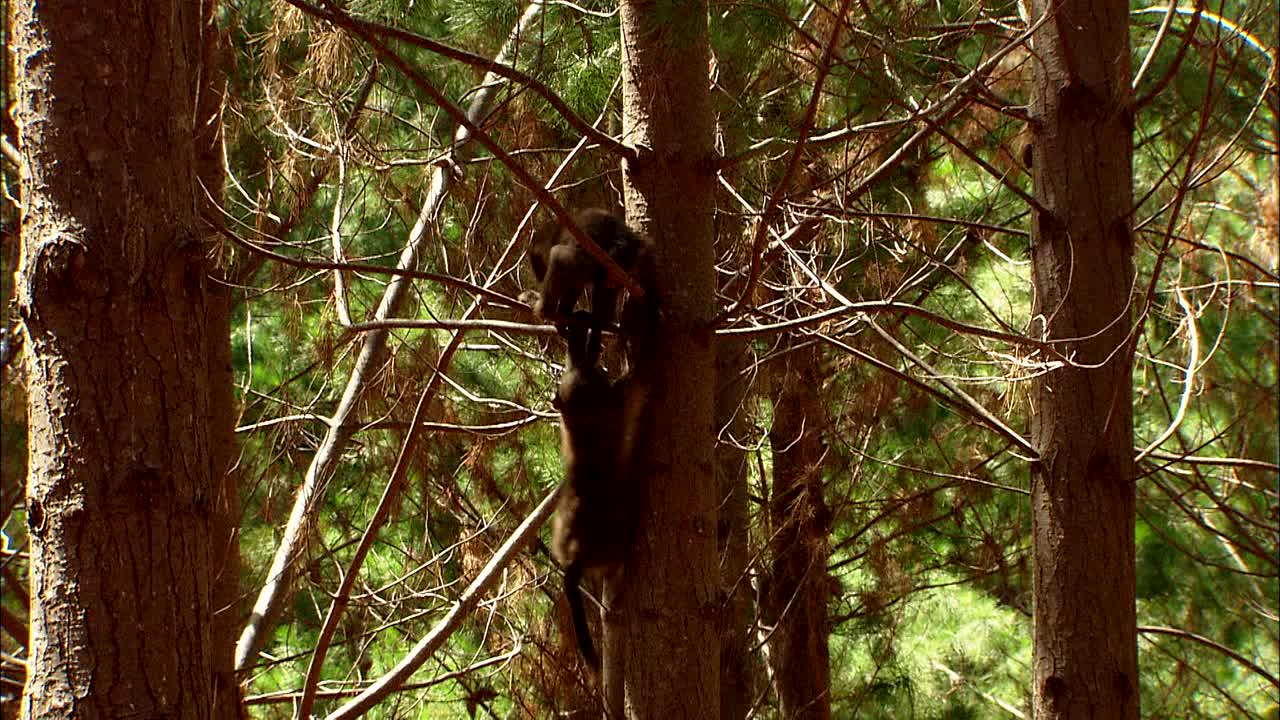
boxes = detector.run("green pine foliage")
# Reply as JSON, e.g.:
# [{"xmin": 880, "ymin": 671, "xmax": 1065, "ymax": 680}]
[{"xmin": 2, "ymin": 0, "xmax": 1275, "ymax": 715}]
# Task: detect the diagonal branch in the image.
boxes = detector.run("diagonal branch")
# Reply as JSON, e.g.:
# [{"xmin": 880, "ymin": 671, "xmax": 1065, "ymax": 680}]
[
  {"xmin": 288, "ymin": 0, "xmax": 646, "ymax": 299},
  {"xmin": 281, "ymin": 0, "xmax": 632, "ymax": 159},
  {"xmin": 723, "ymin": 0, "xmax": 853, "ymax": 322},
  {"xmin": 293, "ymin": 34, "xmax": 623, "ymax": 719},
  {"xmin": 234, "ymin": 2, "xmax": 551, "ymax": 673},
  {"xmin": 1139, "ymin": 625, "xmax": 1280, "ymax": 689},
  {"xmin": 327, "ymin": 488, "xmax": 559, "ymax": 720}
]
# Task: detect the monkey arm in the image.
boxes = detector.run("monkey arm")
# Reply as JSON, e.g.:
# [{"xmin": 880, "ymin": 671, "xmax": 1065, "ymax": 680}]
[{"xmin": 535, "ymin": 244, "xmax": 593, "ymax": 322}]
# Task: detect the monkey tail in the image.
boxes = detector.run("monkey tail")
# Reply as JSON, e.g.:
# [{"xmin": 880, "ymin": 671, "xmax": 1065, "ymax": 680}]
[{"xmin": 564, "ymin": 561, "xmax": 599, "ymax": 669}]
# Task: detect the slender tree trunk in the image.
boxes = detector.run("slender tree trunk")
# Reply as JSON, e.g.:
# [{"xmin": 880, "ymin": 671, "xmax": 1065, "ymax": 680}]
[
  {"xmin": 716, "ymin": 292, "xmax": 754, "ymax": 720},
  {"xmin": 1029, "ymin": 0, "xmax": 1138, "ymax": 716},
  {"xmin": 617, "ymin": 0, "xmax": 719, "ymax": 715},
  {"xmin": 764, "ymin": 344, "xmax": 832, "ymax": 720},
  {"xmin": 192, "ymin": 4, "xmax": 245, "ymax": 718},
  {"xmin": 207, "ymin": 280, "xmax": 243, "ymax": 720},
  {"xmin": 15, "ymin": 1, "xmax": 224, "ymax": 716},
  {"xmin": 705, "ymin": 45, "xmax": 764, "ymax": 715}
]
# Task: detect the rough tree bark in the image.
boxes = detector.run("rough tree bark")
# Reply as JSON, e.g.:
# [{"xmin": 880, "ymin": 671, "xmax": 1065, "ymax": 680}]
[
  {"xmin": 716, "ymin": 266, "xmax": 755, "ymax": 720},
  {"xmin": 191, "ymin": 4, "xmax": 246, "ymax": 718},
  {"xmin": 617, "ymin": 0, "xmax": 720, "ymax": 715},
  {"xmin": 15, "ymin": 0, "xmax": 228, "ymax": 716},
  {"xmin": 765, "ymin": 343, "xmax": 832, "ymax": 720},
  {"xmin": 706, "ymin": 49, "xmax": 766, "ymax": 718},
  {"xmin": 1028, "ymin": 0, "xmax": 1138, "ymax": 716}
]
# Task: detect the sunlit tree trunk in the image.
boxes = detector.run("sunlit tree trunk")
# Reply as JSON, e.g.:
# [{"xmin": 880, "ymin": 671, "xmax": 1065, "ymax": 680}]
[
  {"xmin": 617, "ymin": 0, "xmax": 720, "ymax": 715},
  {"xmin": 1028, "ymin": 0, "xmax": 1138, "ymax": 716},
  {"xmin": 15, "ymin": 0, "xmax": 226, "ymax": 716},
  {"xmin": 765, "ymin": 344, "xmax": 832, "ymax": 720}
]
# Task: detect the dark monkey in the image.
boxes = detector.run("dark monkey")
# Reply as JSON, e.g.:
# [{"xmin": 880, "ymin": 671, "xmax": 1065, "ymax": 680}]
[
  {"xmin": 551, "ymin": 320, "xmax": 651, "ymax": 669},
  {"xmin": 525, "ymin": 208, "xmax": 653, "ymax": 359}
]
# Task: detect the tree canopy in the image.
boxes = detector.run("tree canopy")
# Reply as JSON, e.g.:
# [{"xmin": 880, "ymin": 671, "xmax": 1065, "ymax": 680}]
[{"xmin": 1, "ymin": 0, "xmax": 1275, "ymax": 717}]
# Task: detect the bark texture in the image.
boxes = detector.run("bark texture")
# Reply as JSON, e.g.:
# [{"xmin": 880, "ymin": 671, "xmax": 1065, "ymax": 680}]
[
  {"xmin": 191, "ymin": 5, "xmax": 246, "ymax": 718},
  {"xmin": 618, "ymin": 0, "xmax": 720, "ymax": 715},
  {"xmin": 15, "ymin": 1, "xmax": 225, "ymax": 716},
  {"xmin": 712, "ymin": 124, "xmax": 756, "ymax": 717},
  {"xmin": 1029, "ymin": 0, "xmax": 1138, "ymax": 716},
  {"xmin": 716, "ymin": 334, "xmax": 754, "ymax": 719},
  {"xmin": 765, "ymin": 344, "xmax": 832, "ymax": 720}
]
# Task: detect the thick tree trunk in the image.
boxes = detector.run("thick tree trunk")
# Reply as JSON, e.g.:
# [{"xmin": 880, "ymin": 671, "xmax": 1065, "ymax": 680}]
[
  {"xmin": 1028, "ymin": 0, "xmax": 1138, "ymax": 717},
  {"xmin": 765, "ymin": 344, "xmax": 832, "ymax": 720},
  {"xmin": 617, "ymin": 1, "xmax": 720, "ymax": 716},
  {"xmin": 15, "ymin": 1, "xmax": 225, "ymax": 716}
]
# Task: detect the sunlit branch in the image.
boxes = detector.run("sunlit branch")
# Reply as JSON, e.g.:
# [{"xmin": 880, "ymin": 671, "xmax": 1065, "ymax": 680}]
[
  {"xmin": 724, "ymin": 0, "xmax": 854, "ymax": 323},
  {"xmin": 279, "ymin": 0, "xmax": 633, "ymax": 159},
  {"xmin": 1139, "ymin": 625, "xmax": 1280, "ymax": 689},
  {"xmin": 1136, "ymin": 288, "xmax": 1201, "ymax": 461},
  {"xmin": 327, "ymin": 488, "xmax": 559, "ymax": 719},
  {"xmin": 207, "ymin": 219, "xmax": 523, "ymax": 310},
  {"xmin": 293, "ymin": 0, "xmax": 646, "ymax": 299},
  {"xmin": 244, "ymin": 649, "xmax": 520, "ymax": 706}
]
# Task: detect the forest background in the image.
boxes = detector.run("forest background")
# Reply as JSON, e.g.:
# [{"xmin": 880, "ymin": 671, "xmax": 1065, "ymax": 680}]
[{"xmin": 0, "ymin": 0, "xmax": 1276, "ymax": 718}]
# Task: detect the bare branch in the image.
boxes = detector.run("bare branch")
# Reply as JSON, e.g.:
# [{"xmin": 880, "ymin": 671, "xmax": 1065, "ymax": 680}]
[
  {"xmin": 1139, "ymin": 625, "xmax": 1280, "ymax": 689},
  {"xmin": 280, "ymin": 0, "xmax": 632, "ymax": 159},
  {"xmin": 327, "ymin": 488, "xmax": 559, "ymax": 720}
]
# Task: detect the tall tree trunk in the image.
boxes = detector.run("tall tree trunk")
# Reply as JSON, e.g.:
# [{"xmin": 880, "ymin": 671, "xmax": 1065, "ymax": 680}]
[
  {"xmin": 191, "ymin": 4, "xmax": 245, "ymax": 718},
  {"xmin": 717, "ymin": 334, "xmax": 755, "ymax": 719},
  {"xmin": 1029, "ymin": 0, "xmax": 1138, "ymax": 716},
  {"xmin": 15, "ymin": 1, "xmax": 224, "ymax": 716},
  {"xmin": 617, "ymin": 0, "xmax": 720, "ymax": 716},
  {"xmin": 207, "ymin": 270, "xmax": 243, "ymax": 720},
  {"xmin": 765, "ymin": 343, "xmax": 832, "ymax": 720}
]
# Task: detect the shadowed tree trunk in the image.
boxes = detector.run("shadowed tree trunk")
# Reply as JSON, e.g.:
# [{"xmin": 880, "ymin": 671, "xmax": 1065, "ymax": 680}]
[
  {"xmin": 15, "ymin": 0, "xmax": 228, "ymax": 716},
  {"xmin": 616, "ymin": 0, "xmax": 720, "ymax": 715},
  {"xmin": 709, "ymin": 93, "xmax": 757, "ymax": 713},
  {"xmin": 1028, "ymin": 0, "xmax": 1138, "ymax": 716},
  {"xmin": 764, "ymin": 342, "xmax": 832, "ymax": 720},
  {"xmin": 717, "ymin": 332, "xmax": 755, "ymax": 719},
  {"xmin": 191, "ymin": 4, "xmax": 245, "ymax": 718}
]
